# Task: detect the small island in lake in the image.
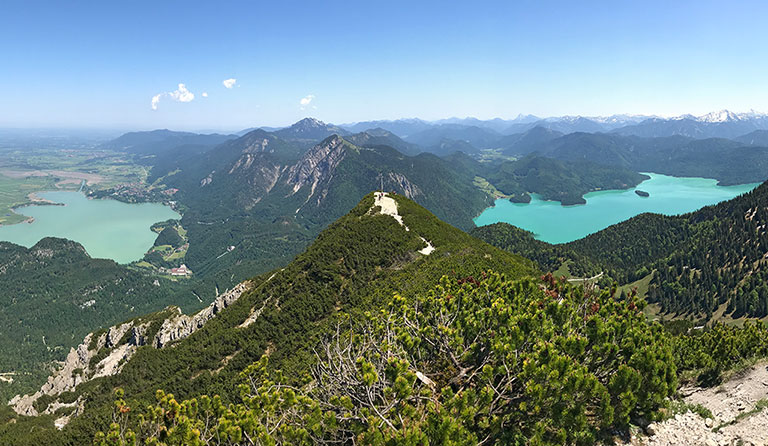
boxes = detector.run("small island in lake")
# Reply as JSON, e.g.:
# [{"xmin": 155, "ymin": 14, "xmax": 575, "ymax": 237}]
[
  {"xmin": 635, "ymin": 190, "xmax": 650, "ymax": 197},
  {"xmin": 508, "ymin": 193, "xmax": 532, "ymax": 204}
]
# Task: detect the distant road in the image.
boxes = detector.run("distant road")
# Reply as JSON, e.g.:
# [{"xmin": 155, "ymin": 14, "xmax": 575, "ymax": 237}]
[{"xmin": 567, "ymin": 272, "xmax": 604, "ymax": 282}]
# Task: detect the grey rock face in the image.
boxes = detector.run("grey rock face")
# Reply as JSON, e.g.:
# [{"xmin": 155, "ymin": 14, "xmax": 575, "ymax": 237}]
[
  {"xmin": 9, "ymin": 332, "xmax": 103, "ymax": 416},
  {"xmin": 285, "ymin": 135, "xmax": 347, "ymax": 196},
  {"xmin": 154, "ymin": 281, "xmax": 250, "ymax": 348},
  {"xmin": 386, "ymin": 172, "xmax": 422, "ymax": 199}
]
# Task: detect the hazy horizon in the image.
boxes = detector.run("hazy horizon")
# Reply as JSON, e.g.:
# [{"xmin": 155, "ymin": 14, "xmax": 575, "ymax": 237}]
[{"xmin": 2, "ymin": 108, "xmax": 767, "ymax": 136}]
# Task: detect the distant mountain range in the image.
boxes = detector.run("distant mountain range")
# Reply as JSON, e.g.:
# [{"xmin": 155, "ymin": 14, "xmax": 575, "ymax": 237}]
[
  {"xmin": 100, "ymin": 129, "xmax": 236, "ymax": 155},
  {"xmin": 612, "ymin": 111, "xmax": 768, "ymax": 139},
  {"xmin": 338, "ymin": 110, "xmax": 768, "ymax": 141},
  {"xmin": 339, "ymin": 113, "xmax": 650, "ymax": 137},
  {"xmin": 502, "ymin": 129, "xmax": 768, "ymax": 185}
]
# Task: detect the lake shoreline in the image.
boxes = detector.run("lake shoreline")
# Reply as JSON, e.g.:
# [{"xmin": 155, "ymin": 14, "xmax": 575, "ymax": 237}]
[
  {"xmin": 0, "ymin": 191, "xmax": 181, "ymax": 263},
  {"xmin": 473, "ymin": 173, "xmax": 760, "ymax": 244},
  {"xmin": 5, "ymin": 190, "xmax": 178, "ymax": 226}
]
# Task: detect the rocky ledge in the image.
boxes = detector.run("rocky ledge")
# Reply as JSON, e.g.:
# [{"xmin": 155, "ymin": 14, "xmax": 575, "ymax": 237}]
[{"xmin": 620, "ymin": 362, "xmax": 768, "ymax": 446}]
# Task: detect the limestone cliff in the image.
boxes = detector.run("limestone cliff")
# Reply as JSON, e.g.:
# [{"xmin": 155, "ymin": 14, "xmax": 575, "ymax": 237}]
[{"xmin": 284, "ymin": 134, "xmax": 348, "ymax": 196}]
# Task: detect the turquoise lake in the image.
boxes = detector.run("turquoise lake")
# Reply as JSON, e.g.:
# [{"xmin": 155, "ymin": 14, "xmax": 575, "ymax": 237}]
[
  {"xmin": 473, "ymin": 173, "xmax": 760, "ymax": 244},
  {"xmin": 0, "ymin": 191, "xmax": 180, "ymax": 263}
]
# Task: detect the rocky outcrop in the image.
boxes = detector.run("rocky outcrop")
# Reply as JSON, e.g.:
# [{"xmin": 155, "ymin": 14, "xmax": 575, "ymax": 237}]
[
  {"xmin": 385, "ymin": 172, "xmax": 422, "ymax": 199},
  {"xmin": 239, "ymin": 301, "xmax": 267, "ymax": 328},
  {"xmin": 10, "ymin": 280, "xmax": 253, "ymax": 425},
  {"xmin": 284, "ymin": 135, "xmax": 347, "ymax": 196},
  {"xmin": 10, "ymin": 333, "xmax": 101, "ymax": 416},
  {"xmin": 52, "ymin": 397, "xmax": 84, "ymax": 430},
  {"xmin": 631, "ymin": 410, "xmax": 768, "ymax": 446},
  {"xmin": 9, "ymin": 321, "xmax": 143, "ymax": 417},
  {"xmin": 227, "ymin": 155, "xmax": 282, "ymax": 207},
  {"xmin": 200, "ymin": 171, "xmax": 215, "ymax": 187},
  {"xmin": 620, "ymin": 362, "xmax": 768, "ymax": 446},
  {"xmin": 154, "ymin": 281, "xmax": 251, "ymax": 348},
  {"xmin": 239, "ymin": 135, "xmax": 272, "ymax": 154}
]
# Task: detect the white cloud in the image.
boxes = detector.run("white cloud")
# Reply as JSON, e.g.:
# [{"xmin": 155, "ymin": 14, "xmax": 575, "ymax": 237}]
[
  {"xmin": 151, "ymin": 94, "xmax": 162, "ymax": 111},
  {"xmin": 222, "ymin": 78, "xmax": 237, "ymax": 89},
  {"xmin": 202, "ymin": 92, "xmax": 208, "ymax": 97},
  {"xmin": 169, "ymin": 83, "xmax": 194, "ymax": 102},
  {"xmin": 300, "ymin": 94, "xmax": 315, "ymax": 106},
  {"xmin": 299, "ymin": 94, "xmax": 316, "ymax": 110},
  {"xmin": 150, "ymin": 83, "xmax": 195, "ymax": 110}
]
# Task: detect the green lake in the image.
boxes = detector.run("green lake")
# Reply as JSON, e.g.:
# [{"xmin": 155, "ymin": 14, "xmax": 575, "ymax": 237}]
[
  {"xmin": 473, "ymin": 173, "xmax": 760, "ymax": 244},
  {"xmin": 0, "ymin": 191, "xmax": 180, "ymax": 263}
]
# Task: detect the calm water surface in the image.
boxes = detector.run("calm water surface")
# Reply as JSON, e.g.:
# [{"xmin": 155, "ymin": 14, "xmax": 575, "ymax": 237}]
[
  {"xmin": 473, "ymin": 173, "xmax": 760, "ymax": 244},
  {"xmin": 0, "ymin": 191, "xmax": 179, "ymax": 263}
]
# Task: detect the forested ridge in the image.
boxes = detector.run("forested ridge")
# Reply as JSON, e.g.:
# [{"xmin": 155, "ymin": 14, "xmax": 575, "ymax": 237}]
[
  {"xmin": 508, "ymin": 130, "xmax": 768, "ymax": 186},
  {"xmin": 486, "ymin": 155, "xmax": 648, "ymax": 205}
]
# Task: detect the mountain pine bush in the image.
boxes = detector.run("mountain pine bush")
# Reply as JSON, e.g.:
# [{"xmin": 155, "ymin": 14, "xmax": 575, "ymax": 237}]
[{"xmin": 97, "ymin": 272, "xmax": 676, "ymax": 446}]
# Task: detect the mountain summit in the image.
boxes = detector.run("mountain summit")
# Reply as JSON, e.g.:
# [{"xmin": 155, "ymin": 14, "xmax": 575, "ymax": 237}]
[
  {"xmin": 697, "ymin": 109, "xmax": 744, "ymax": 123},
  {"xmin": 273, "ymin": 117, "xmax": 349, "ymax": 140}
]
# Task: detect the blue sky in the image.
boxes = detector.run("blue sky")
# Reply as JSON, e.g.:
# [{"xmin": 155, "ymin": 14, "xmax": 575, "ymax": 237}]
[{"xmin": 2, "ymin": 0, "xmax": 767, "ymax": 130}]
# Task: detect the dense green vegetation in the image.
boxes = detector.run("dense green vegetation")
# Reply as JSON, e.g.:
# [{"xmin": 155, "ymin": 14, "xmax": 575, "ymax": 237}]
[
  {"xmin": 470, "ymin": 223, "xmax": 601, "ymax": 278},
  {"xmin": 5, "ymin": 184, "xmax": 768, "ymax": 444},
  {"xmin": 343, "ymin": 128, "xmax": 421, "ymax": 156},
  {"xmin": 0, "ymin": 238, "xmax": 195, "ymax": 400},
  {"xmin": 153, "ymin": 226, "xmax": 184, "ymax": 248},
  {"xmin": 98, "ymin": 273, "xmax": 677, "ymax": 446},
  {"xmin": 673, "ymin": 322, "xmax": 768, "ymax": 386},
  {"xmin": 486, "ymin": 155, "xmax": 648, "ymax": 205}
]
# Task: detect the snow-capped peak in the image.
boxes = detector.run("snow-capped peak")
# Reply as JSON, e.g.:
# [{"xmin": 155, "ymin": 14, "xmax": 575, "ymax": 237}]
[
  {"xmin": 739, "ymin": 109, "xmax": 768, "ymax": 119},
  {"xmin": 698, "ymin": 110, "xmax": 741, "ymax": 123}
]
